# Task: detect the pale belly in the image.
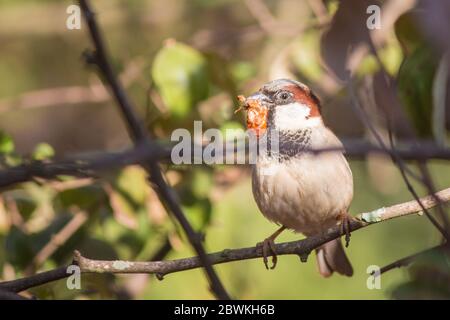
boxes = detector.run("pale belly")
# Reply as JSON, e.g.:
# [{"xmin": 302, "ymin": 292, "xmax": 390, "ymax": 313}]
[{"xmin": 252, "ymin": 153, "xmax": 353, "ymax": 236}]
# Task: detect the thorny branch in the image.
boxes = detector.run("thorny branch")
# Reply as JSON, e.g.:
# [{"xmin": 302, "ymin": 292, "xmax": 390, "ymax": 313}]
[{"xmin": 1, "ymin": 187, "xmax": 449, "ymax": 298}]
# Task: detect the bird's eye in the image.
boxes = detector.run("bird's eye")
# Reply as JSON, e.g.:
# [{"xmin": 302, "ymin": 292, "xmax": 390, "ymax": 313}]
[{"xmin": 277, "ymin": 91, "xmax": 291, "ymax": 101}]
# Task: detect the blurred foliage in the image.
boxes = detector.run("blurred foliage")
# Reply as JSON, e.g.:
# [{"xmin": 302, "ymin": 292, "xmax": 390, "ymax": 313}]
[
  {"xmin": 392, "ymin": 249, "xmax": 450, "ymax": 299},
  {"xmin": 32, "ymin": 143, "xmax": 55, "ymax": 161},
  {"xmin": 0, "ymin": 131, "xmax": 14, "ymax": 154},
  {"xmin": 0, "ymin": 0, "xmax": 449, "ymax": 300},
  {"xmin": 398, "ymin": 45, "xmax": 439, "ymax": 137},
  {"xmin": 152, "ymin": 40, "xmax": 209, "ymax": 119},
  {"xmin": 395, "ymin": 10, "xmax": 441, "ymax": 138}
]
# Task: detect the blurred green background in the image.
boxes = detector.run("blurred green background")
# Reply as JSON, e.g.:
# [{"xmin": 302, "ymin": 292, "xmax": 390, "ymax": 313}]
[{"xmin": 0, "ymin": 0, "xmax": 449, "ymax": 299}]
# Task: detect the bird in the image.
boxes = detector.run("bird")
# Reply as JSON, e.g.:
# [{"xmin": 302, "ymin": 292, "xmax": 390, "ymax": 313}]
[{"xmin": 238, "ymin": 78, "xmax": 354, "ymax": 277}]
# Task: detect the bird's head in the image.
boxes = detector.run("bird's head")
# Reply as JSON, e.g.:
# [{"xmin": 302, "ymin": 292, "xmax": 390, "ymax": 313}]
[{"xmin": 238, "ymin": 79, "xmax": 323, "ymax": 137}]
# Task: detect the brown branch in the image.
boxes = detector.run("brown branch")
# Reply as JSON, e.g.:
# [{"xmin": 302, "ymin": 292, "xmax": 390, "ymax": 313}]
[
  {"xmin": 244, "ymin": 0, "xmax": 329, "ymax": 37},
  {"xmin": 0, "ymin": 266, "xmax": 70, "ymax": 293},
  {"xmin": 0, "ymin": 237, "xmax": 173, "ymax": 299},
  {"xmin": 1, "ymin": 141, "xmax": 450, "ymax": 190},
  {"xmin": 78, "ymin": 0, "xmax": 230, "ymax": 300},
  {"xmin": 0, "ymin": 288, "xmax": 29, "ymax": 300},
  {"xmin": 2, "ymin": 187, "xmax": 448, "ymax": 298},
  {"xmin": 28, "ymin": 210, "xmax": 88, "ymax": 271},
  {"xmin": 306, "ymin": 0, "xmax": 330, "ymax": 25},
  {"xmin": 60, "ymin": 187, "xmax": 450, "ymax": 276},
  {"xmin": 415, "ymin": 163, "xmax": 450, "ymax": 231},
  {"xmin": 0, "ymin": 57, "xmax": 145, "ymax": 114},
  {"xmin": 244, "ymin": 0, "xmax": 278, "ymax": 34},
  {"xmin": 70, "ymin": 187, "xmax": 449, "ymax": 276},
  {"xmin": 149, "ymin": 236, "xmax": 173, "ymax": 262},
  {"xmin": 0, "ymin": 142, "xmax": 170, "ymax": 189}
]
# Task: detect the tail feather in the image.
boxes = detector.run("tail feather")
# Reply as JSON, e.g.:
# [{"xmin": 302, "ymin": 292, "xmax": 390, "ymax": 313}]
[{"xmin": 315, "ymin": 238, "xmax": 353, "ymax": 277}]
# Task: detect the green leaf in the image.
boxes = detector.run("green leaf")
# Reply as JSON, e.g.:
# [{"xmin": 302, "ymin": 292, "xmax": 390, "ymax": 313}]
[
  {"xmin": 378, "ymin": 41, "xmax": 403, "ymax": 76},
  {"xmin": 190, "ymin": 168, "xmax": 213, "ymax": 199},
  {"xmin": 32, "ymin": 143, "xmax": 55, "ymax": 160},
  {"xmin": 152, "ymin": 39, "xmax": 209, "ymax": 119},
  {"xmin": 391, "ymin": 249, "xmax": 450, "ymax": 299},
  {"xmin": 115, "ymin": 167, "xmax": 148, "ymax": 205},
  {"xmin": 292, "ymin": 31, "xmax": 324, "ymax": 81},
  {"xmin": 220, "ymin": 121, "xmax": 245, "ymax": 141},
  {"xmin": 77, "ymin": 237, "xmax": 118, "ymax": 261},
  {"xmin": 230, "ymin": 61, "xmax": 256, "ymax": 84},
  {"xmin": 54, "ymin": 185, "xmax": 105, "ymax": 210},
  {"xmin": 397, "ymin": 45, "xmax": 440, "ymax": 137},
  {"xmin": 5, "ymin": 226, "xmax": 34, "ymax": 269},
  {"xmin": 15, "ymin": 198, "xmax": 37, "ymax": 221},
  {"xmin": 394, "ymin": 11, "xmax": 426, "ymax": 55},
  {"xmin": 0, "ymin": 131, "xmax": 14, "ymax": 154},
  {"xmin": 356, "ymin": 54, "xmax": 379, "ymax": 77},
  {"xmin": 182, "ymin": 198, "xmax": 212, "ymax": 231},
  {"xmin": 3, "ymin": 154, "xmax": 22, "ymax": 166}
]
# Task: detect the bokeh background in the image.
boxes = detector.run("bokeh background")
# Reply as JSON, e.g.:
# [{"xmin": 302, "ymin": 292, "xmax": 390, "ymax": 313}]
[{"xmin": 0, "ymin": 0, "xmax": 449, "ymax": 299}]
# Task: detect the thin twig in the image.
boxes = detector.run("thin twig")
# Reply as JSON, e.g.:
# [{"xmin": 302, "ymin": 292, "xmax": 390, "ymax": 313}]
[
  {"xmin": 0, "ymin": 142, "xmax": 169, "ymax": 189},
  {"xmin": 415, "ymin": 161, "xmax": 450, "ymax": 232},
  {"xmin": 149, "ymin": 236, "xmax": 173, "ymax": 262},
  {"xmin": 365, "ymin": 39, "xmax": 450, "ymax": 237},
  {"xmin": 0, "ymin": 266, "xmax": 70, "ymax": 293},
  {"xmin": 244, "ymin": 0, "xmax": 328, "ymax": 37},
  {"xmin": 78, "ymin": 0, "xmax": 230, "ymax": 300},
  {"xmin": 306, "ymin": 0, "xmax": 329, "ymax": 25},
  {"xmin": 28, "ymin": 210, "xmax": 88, "ymax": 271},
  {"xmin": 244, "ymin": 0, "xmax": 277, "ymax": 34},
  {"xmin": 347, "ymin": 78, "xmax": 449, "ymax": 240},
  {"xmin": 0, "ymin": 57, "xmax": 145, "ymax": 114},
  {"xmin": 379, "ymin": 244, "xmax": 449, "ymax": 275},
  {"xmin": 70, "ymin": 186, "xmax": 450, "ymax": 275},
  {"xmin": 1, "ymin": 187, "xmax": 448, "ymax": 296},
  {"xmin": 0, "ymin": 288, "xmax": 29, "ymax": 300},
  {"xmin": 1, "ymin": 141, "xmax": 450, "ymax": 189}
]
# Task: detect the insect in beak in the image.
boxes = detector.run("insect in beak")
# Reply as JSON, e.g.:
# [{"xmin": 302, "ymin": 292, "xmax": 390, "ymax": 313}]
[
  {"xmin": 234, "ymin": 95, "xmax": 247, "ymax": 114},
  {"xmin": 235, "ymin": 93, "xmax": 268, "ymax": 137}
]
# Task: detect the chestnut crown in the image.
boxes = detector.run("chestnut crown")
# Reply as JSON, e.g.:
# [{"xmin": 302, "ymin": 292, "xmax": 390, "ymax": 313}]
[{"xmin": 253, "ymin": 79, "xmax": 322, "ymax": 117}]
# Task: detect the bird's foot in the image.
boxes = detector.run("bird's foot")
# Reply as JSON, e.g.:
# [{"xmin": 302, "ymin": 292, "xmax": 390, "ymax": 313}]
[
  {"xmin": 257, "ymin": 238, "xmax": 278, "ymax": 270},
  {"xmin": 337, "ymin": 212, "xmax": 353, "ymax": 248},
  {"xmin": 257, "ymin": 226, "xmax": 286, "ymax": 270}
]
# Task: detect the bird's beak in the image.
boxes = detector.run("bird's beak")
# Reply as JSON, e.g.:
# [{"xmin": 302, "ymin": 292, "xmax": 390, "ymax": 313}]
[{"xmin": 240, "ymin": 92, "xmax": 269, "ymax": 138}]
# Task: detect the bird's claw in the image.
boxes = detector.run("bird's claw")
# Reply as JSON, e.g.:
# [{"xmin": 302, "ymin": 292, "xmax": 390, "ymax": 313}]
[
  {"xmin": 257, "ymin": 238, "xmax": 278, "ymax": 270},
  {"xmin": 338, "ymin": 213, "xmax": 352, "ymax": 247}
]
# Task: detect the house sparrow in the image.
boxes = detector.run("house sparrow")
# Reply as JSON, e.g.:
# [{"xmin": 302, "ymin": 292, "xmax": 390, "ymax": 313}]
[{"xmin": 239, "ymin": 79, "xmax": 354, "ymax": 277}]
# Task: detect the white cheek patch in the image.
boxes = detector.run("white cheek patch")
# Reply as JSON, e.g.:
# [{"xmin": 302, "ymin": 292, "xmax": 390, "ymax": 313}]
[{"xmin": 274, "ymin": 102, "xmax": 321, "ymax": 131}]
